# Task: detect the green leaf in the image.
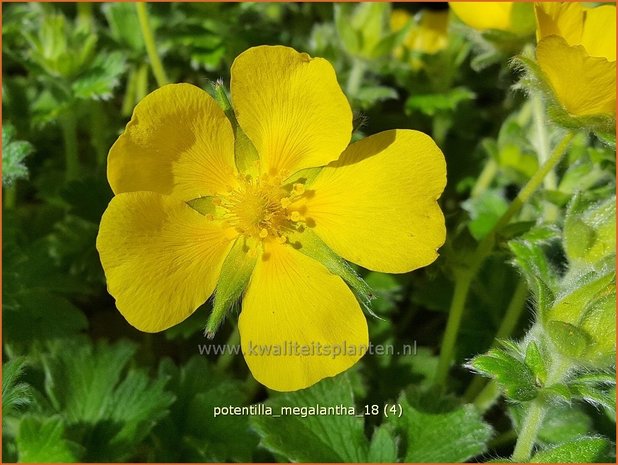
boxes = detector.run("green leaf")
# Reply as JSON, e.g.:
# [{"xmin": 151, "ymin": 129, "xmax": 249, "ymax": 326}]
[
  {"xmin": 462, "ymin": 189, "xmax": 509, "ymax": 240},
  {"xmin": 334, "ymin": 3, "xmax": 360, "ymax": 55},
  {"xmin": 469, "ymin": 348, "xmax": 538, "ymax": 401},
  {"xmin": 509, "ymin": 239, "xmax": 557, "ymax": 314},
  {"xmin": 42, "ymin": 340, "xmax": 174, "ymax": 461},
  {"xmin": 525, "ymin": 341, "xmax": 547, "ymax": 385},
  {"xmin": 2, "ymin": 358, "xmax": 32, "ymax": 418},
  {"xmin": 538, "ymin": 405, "xmax": 594, "ymax": 445},
  {"xmin": 72, "ymin": 51, "xmax": 126, "ymax": 100},
  {"xmin": 391, "ymin": 394, "xmax": 492, "ymax": 462},
  {"xmin": 2, "ymin": 122, "xmax": 32, "ymax": 187},
  {"xmin": 5, "ymin": 292, "xmax": 88, "ymax": 345},
  {"xmin": 406, "ymin": 87, "xmax": 475, "ymax": 117},
  {"xmin": 356, "ymin": 85, "xmax": 398, "ymax": 107},
  {"xmin": 16, "ymin": 415, "xmax": 82, "ymax": 463},
  {"xmin": 154, "ymin": 357, "xmax": 258, "ymax": 462},
  {"xmin": 531, "ymin": 436, "xmax": 611, "ymax": 463},
  {"xmin": 102, "ymin": 3, "xmax": 144, "ymax": 53},
  {"xmin": 367, "ymin": 424, "xmax": 398, "ymax": 462},
  {"xmin": 546, "ymin": 321, "xmax": 590, "ymax": 359},
  {"xmin": 251, "ymin": 373, "xmax": 372, "ymax": 462}
]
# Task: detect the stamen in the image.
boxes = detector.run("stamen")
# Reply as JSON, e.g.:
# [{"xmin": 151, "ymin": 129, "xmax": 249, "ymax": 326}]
[{"xmin": 292, "ymin": 183, "xmax": 305, "ymax": 195}]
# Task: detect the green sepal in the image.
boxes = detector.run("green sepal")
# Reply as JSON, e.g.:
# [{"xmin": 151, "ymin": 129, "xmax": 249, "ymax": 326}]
[
  {"xmin": 283, "ymin": 166, "xmax": 322, "ymax": 188},
  {"xmin": 525, "ymin": 341, "xmax": 547, "ymax": 385},
  {"xmin": 287, "ymin": 228, "xmax": 375, "ymax": 315},
  {"xmin": 186, "ymin": 196, "xmax": 217, "ymax": 216},
  {"xmin": 205, "ymin": 236, "xmax": 257, "ymax": 338},
  {"xmin": 207, "ymin": 80, "xmax": 260, "ymax": 177}
]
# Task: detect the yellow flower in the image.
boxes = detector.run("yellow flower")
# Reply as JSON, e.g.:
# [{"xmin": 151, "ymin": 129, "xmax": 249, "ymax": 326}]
[
  {"xmin": 391, "ymin": 9, "xmax": 449, "ymax": 56},
  {"xmin": 96, "ymin": 46, "xmax": 446, "ymax": 392},
  {"xmin": 449, "ymin": 2, "xmax": 534, "ymax": 34},
  {"xmin": 535, "ymin": 2, "xmax": 616, "ymax": 117}
]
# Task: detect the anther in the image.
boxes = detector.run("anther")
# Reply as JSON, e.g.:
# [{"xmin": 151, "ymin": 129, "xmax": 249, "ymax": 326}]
[
  {"xmin": 292, "ymin": 183, "xmax": 305, "ymax": 195},
  {"xmin": 290, "ymin": 211, "xmax": 302, "ymax": 222},
  {"xmin": 280, "ymin": 197, "xmax": 292, "ymax": 209},
  {"xmin": 259, "ymin": 228, "xmax": 269, "ymax": 239}
]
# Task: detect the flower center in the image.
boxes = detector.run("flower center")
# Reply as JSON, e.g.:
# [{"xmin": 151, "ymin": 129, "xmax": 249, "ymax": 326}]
[{"xmin": 215, "ymin": 175, "xmax": 306, "ymax": 242}]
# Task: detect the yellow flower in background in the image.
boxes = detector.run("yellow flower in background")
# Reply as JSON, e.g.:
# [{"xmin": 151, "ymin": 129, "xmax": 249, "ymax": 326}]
[
  {"xmin": 535, "ymin": 2, "xmax": 616, "ymax": 117},
  {"xmin": 391, "ymin": 9, "xmax": 449, "ymax": 56},
  {"xmin": 449, "ymin": 2, "xmax": 534, "ymax": 34},
  {"xmin": 450, "ymin": 2, "xmax": 513, "ymax": 31},
  {"xmin": 96, "ymin": 46, "xmax": 447, "ymax": 392}
]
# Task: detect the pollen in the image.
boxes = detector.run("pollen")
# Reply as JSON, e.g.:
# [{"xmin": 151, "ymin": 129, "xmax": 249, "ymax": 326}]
[{"xmin": 215, "ymin": 175, "xmax": 307, "ymax": 241}]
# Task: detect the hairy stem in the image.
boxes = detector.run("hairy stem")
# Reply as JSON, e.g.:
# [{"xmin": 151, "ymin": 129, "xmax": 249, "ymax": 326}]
[
  {"xmin": 136, "ymin": 2, "xmax": 168, "ymax": 87},
  {"xmin": 511, "ymin": 399, "xmax": 546, "ymax": 462},
  {"xmin": 434, "ymin": 132, "xmax": 574, "ymax": 388},
  {"xmin": 532, "ymin": 93, "xmax": 559, "ymax": 222}
]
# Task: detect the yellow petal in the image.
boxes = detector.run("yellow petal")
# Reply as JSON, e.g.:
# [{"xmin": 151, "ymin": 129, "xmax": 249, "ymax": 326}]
[
  {"xmin": 96, "ymin": 192, "xmax": 235, "ymax": 332},
  {"xmin": 108, "ymin": 83, "xmax": 237, "ymax": 200},
  {"xmin": 537, "ymin": 36, "xmax": 616, "ymax": 117},
  {"xmin": 535, "ymin": 2, "xmax": 584, "ymax": 45},
  {"xmin": 301, "ymin": 129, "xmax": 446, "ymax": 273},
  {"xmin": 450, "ymin": 2, "xmax": 513, "ymax": 31},
  {"xmin": 230, "ymin": 45, "xmax": 352, "ymax": 178},
  {"xmin": 239, "ymin": 241, "xmax": 368, "ymax": 392},
  {"xmin": 581, "ymin": 5, "xmax": 616, "ymax": 61}
]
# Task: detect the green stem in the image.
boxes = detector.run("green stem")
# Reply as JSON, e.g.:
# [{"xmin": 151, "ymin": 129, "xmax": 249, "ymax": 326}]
[
  {"xmin": 61, "ymin": 112, "xmax": 79, "ymax": 181},
  {"xmin": 489, "ymin": 429, "xmax": 517, "ymax": 450},
  {"xmin": 465, "ymin": 279, "xmax": 529, "ymax": 403},
  {"xmin": 496, "ymin": 132, "xmax": 574, "ymax": 231},
  {"xmin": 122, "ymin": 66, "xmax": 137, "ymax": 117},
  {"xmin": 512, "ymin": 399, "xmax": 546, "ymax": 462},
  {"xmin": 434, "ymin": 272, "xmax": 473, "ymax": 387},
  {"xmin": 471, "ymin": 158, "xmax": 499, "ymax": 198},
  {"xmin": 511, "ymin": 353, "xmax": 571, "ymax": 461},
  {"xmin": 346, "ymin": 59, "xmax": 366, "ymax": 98},
  {"xmin": 136, "ymin": 2, "xmax": 168, "ymax": 87},
  {"xmin": 495, "ymin": 279, "xmax": 529, "ymax": 340},
  {"xmin": 434, "ymin": 132, "xmax": 574, "ymax": 388},
  {"xmin": 473, "ymin": 379, "xmax": 500, "ymax": 413},
  {"xmin": 532, "ymin": 93, "xmax": 559, "ymax": 222}
]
